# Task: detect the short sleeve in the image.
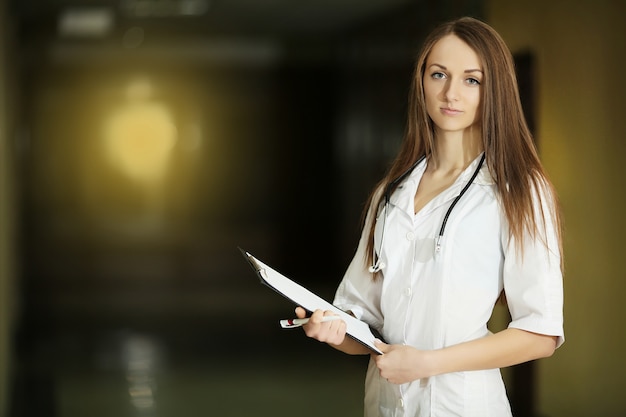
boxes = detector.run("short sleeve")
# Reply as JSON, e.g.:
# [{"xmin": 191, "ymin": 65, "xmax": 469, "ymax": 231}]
[
  {"xmin": 503, "ymin": 181, "xmax": 565, "ymax": 348},
  {"xmin": 333, "ymin": 188, "xmax": 385, "ymax": 331}
]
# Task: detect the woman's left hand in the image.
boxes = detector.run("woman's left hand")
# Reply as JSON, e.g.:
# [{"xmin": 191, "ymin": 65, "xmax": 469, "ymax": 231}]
[{"xmin": 374, "ymin": 340, "xmax": 433, "ymax": 384}]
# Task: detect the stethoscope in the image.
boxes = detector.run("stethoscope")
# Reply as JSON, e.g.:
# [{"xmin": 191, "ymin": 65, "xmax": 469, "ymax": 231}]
[{"xmin": 369, "ymin": 152, "xmax": 486, "ymax": 273}]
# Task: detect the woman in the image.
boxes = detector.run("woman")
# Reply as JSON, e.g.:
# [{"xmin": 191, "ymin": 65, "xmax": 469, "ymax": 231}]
[{"xmin": 295, "ymin": 16, "xmax": 564, "ymax": 417}]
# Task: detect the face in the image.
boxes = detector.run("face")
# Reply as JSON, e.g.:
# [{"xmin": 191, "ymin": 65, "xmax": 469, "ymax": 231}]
[{"xmin": 422, "ymin": 34, "xmax": 483, "ymax": 136}]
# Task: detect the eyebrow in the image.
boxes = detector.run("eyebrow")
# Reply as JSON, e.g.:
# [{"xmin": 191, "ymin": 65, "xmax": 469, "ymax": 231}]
[{"xmin": 428, "ymin": 63, "xmax": 483, "ymax": 74}]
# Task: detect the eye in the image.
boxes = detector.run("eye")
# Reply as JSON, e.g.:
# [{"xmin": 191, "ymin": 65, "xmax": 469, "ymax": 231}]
[
  {"xmin": 431, "ymin": 71, "xmax": 446, "ymax": 80},
  {"xmin": 466, "ymin": 77, "xmax": 481, "ymax": 86}
]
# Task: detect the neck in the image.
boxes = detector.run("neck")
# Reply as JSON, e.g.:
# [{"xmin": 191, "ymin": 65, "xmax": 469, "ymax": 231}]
[{"xmin": 431, "ymin": 129, "xmax": 483, "ymax": 172}]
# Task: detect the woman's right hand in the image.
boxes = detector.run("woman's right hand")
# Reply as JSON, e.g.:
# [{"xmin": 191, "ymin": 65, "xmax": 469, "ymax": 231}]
[{"xmin": 295, "ymin": 306, "xmax": 347, "ymax": 346}]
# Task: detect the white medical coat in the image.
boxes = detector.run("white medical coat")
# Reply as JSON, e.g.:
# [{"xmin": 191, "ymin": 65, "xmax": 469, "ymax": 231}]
[{"xmin": 333, "ymin": 155, "xmax": 564, "ymax": 417}]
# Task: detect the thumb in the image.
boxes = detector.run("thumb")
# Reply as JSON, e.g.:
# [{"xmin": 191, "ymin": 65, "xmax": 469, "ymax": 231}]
[{"xmin": 374, "ymin": 339, "xmax": 389, "ymax": 353}]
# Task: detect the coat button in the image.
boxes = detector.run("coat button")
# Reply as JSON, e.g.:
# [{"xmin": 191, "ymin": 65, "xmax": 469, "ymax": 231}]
[
  {"xmin": 403, "ymin": 287, "xmax": 412, "ymax": 297},
  {"xmin": 406, "ymin": 231, "xmax": 415, "ymax": 241}
]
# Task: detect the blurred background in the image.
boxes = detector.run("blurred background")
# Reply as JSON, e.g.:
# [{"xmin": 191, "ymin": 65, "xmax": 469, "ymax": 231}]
[{"xmin": 0, "ymin": 0, "xmax": 624, "ymax": 416}]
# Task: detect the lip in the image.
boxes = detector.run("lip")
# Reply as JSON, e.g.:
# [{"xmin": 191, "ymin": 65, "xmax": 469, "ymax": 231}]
[{"xmin": 440, "ymin": 107, "xmax": 463, "ymax": 116}]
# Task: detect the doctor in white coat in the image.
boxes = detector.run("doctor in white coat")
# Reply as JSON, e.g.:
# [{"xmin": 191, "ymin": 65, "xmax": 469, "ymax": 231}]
[{"xmin": 295, "ymin": 16, "xmax": 564, "ymax": 417}]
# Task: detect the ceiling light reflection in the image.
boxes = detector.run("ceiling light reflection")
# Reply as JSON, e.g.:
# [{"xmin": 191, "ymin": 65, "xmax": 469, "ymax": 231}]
[
  {"xmin": 102, "ymin": 79, "xmax": 177, "ymax": 186},
  {"xmin": 121, "ymin": 0, "xmax": 211, "ymax": 17}
]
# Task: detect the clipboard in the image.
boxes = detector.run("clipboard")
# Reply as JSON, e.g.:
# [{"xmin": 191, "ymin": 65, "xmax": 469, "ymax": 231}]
[{"xmin": 240, "ymin": 248, "xmax": 383, "ymax": 354}]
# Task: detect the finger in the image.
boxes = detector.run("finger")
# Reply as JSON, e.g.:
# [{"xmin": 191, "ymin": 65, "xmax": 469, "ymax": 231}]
[
  {"xmin": 325, "ymin": 315, "xmax": 344, "ymax": 333},
  {"xmin": 308, "ymin": 309, "xmax": 326, "ymax": 324},
  {"xmin": 295, "ymin": 306, "xmax": 307, "ymax": 318},
  {"xmin": 325, "ymin": 317, "xmax": 347, "ymax": 345}
]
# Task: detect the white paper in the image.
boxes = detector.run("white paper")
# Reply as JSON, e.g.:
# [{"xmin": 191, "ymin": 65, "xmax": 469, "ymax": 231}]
[{"xmin": 243, "ymin": 250, "xmax": 382, "ymax": 354}]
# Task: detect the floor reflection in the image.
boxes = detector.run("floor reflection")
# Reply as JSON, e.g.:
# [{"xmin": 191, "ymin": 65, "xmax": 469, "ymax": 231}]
[
  {"xmin": 122, "ymin": 334, "xmax": 162, "ymax": 416},
  {"xmin": 12, "ymin": 318, "xmax": 368, "ymax": 417}
]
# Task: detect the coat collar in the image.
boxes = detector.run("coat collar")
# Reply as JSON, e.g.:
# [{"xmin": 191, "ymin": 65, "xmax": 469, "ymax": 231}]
[{"xmin": 388, "ymin": 153, "xmax": 494, "ymax": 217}]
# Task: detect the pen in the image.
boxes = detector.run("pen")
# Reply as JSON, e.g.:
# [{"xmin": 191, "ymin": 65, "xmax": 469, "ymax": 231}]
[{"xmin": 280, "ymin": 315, "xmax": 342, "ymax": 328}]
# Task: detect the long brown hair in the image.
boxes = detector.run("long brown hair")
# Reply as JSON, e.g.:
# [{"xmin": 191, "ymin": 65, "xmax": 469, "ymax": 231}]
[{"xmin": 363, "ymin": 16, "xmax": 563, "ymax": 272}]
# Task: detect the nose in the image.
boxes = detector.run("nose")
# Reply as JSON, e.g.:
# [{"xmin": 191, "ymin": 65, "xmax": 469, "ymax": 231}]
[{"xmin": 442, "ymin": 79, "xmax": 459, "ymax": 102}]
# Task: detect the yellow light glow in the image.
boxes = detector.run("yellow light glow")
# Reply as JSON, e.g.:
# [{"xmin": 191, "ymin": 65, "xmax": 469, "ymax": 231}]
[{"xmin": 103, "ymin": 79, "xmax": 177, "ymax": 185}]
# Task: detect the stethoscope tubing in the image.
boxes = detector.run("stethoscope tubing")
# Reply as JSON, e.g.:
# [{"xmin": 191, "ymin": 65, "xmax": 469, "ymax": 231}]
[{"xmin": 372, "ymin": 152, "xmax": 485, "ymax": 271}]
